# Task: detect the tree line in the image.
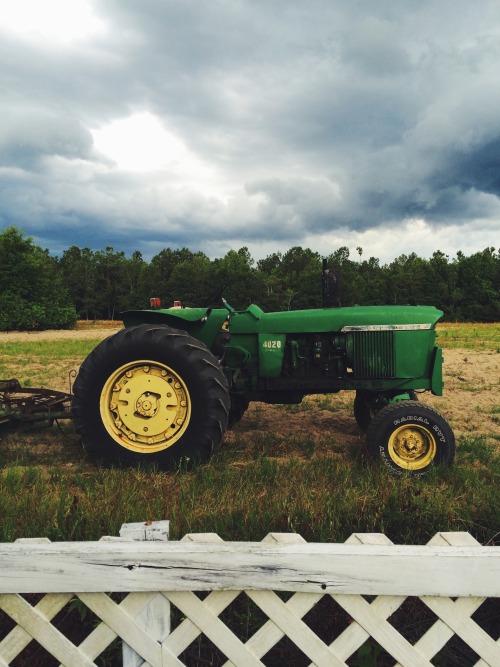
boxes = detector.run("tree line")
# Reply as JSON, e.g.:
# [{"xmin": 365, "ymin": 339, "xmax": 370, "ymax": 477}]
[{"xmin": 0, "ymin": 226, "xmax": 498, "ymax": 330}]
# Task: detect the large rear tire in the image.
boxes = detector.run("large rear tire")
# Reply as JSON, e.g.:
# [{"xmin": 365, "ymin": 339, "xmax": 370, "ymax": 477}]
[
  {"xmin": 365, "ymin": 401, "xmax": 455, "ymax": 475},
  {"xmin": 72, "ymin": 325, "xmax": 230, "ymax": 469}
]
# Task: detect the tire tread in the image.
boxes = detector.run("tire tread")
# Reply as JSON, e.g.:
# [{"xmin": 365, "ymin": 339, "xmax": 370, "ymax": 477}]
[
  {"xmin": 72, "ymin": 324, "xmax": 229, "ymax": 468},
  {"xmin": 365, "ymin": 400, "xmax": 455, "ymax": 474}
]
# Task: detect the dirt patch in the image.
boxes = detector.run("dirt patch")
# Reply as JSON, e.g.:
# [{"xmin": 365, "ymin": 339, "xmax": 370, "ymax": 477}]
[
  {"xmin": 425, "ymin": 348, "xmax": 500, "ymax": 441},
  {"xmin": 228, "ymin": 348, "xmax": 500, "ymax": 458}
]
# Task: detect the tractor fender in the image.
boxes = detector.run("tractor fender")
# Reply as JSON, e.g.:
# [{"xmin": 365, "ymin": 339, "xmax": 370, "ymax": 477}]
[
  {"xmin": 430, "ymin": 346, "xmax": 444, "ymax": 396},
  {"xmin": 121, "ymin": 308, "xmax": 228, "ymax": 352}
]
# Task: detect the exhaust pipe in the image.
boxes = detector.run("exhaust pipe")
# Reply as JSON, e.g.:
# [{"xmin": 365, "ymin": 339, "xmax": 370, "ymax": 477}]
[{"xmin": 322, "ymin": 259, "xmax": 341, "ymax": 308}]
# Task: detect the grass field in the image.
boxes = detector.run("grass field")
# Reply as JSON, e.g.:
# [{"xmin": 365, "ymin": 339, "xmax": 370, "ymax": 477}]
[
  {"xmin": 0, "ymin": 323, "xmax": 499, "ymax": 666},
  {"xmin": 437, "ymin": 322, "xmax": 500, "ymax": 350},
  {"xmin": 0, "ymin": 322, "xmax": 498, "ymax": 545}
]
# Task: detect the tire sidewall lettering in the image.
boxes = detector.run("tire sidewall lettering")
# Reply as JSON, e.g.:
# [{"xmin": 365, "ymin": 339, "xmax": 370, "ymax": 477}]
[
  {"xmin": 393, "ymin": 417, "xmax": 429, "ymax": 426},
  {"xmin": 432, "ymin": 424, "xmax": 447, "ymax": 443},
  {"xmin": 392, "ymin": 416, "xmax": 447, "ymax": 444},
  {"xmin": 378, "ymin": 446, "xmax": 427, "ymax": 476}
]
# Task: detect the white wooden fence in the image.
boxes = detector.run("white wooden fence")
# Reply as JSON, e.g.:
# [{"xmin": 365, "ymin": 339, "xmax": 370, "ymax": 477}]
[{"xmin": 0, "ymin": 526, "xmax": 499, "ymax": 666}]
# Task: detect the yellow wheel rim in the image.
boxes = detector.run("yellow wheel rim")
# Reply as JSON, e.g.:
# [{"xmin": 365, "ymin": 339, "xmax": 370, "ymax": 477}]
[
  {"xmin": 100, "ymin": 360, "xmax": 191, "ymax": 453},
  {"xmin": 387, "ymin": 423, "xmax": 437, "ymax": 470}
]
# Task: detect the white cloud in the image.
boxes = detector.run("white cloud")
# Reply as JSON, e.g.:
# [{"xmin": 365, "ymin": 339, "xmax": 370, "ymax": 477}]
[
  {"xmin": 301, "ymin": 217, "xmax": 500, "ymax": 265},
  {"xmin": 91, "ymin": 113, "xmax": 186, "ymax": 173},
  {"xmin": 90, "ymin": 113, "xmax": 228, "ymax": 199},
  {"xmin": 0, "ymin": 0, "xmax": 106, "ymax": 44}
]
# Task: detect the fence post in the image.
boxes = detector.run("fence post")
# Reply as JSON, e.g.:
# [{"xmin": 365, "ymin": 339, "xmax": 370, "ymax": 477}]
[{"xmin": 119, "ymin": 521, "xmax": 170, "ymax": 667}]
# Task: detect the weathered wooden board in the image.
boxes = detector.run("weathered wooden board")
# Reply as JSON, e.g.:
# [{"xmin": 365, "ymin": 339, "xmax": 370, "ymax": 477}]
[{"xmin": 0, "ymin": 541, "xmax": 499, "ymax": 596}]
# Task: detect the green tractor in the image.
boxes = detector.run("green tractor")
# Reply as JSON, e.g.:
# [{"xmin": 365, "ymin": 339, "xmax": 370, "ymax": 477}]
[{"xmin": 72, "ymin": 263, "xmax": 455, "ymax": 475}]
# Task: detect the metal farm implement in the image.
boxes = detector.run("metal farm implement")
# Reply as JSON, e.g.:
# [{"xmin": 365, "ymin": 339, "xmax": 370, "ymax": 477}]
[{"xmin": 0, "ymin": 379, "xmax": 72, "ymax": 426}]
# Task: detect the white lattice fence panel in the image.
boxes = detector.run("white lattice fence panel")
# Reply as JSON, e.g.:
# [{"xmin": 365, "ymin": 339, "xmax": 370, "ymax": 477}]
[
  {"xmin": 0, "ymin": 531, "xmax": 498, "ymax": 666},
  {"xmin": 162, "ymin": 532, "xmax": 500, "ymax": 667}
]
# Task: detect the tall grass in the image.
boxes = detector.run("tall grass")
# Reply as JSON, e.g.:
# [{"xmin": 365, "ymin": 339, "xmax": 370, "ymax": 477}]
[
  {"xmin": 0, "ymin": 339, "xmax": 101, "ymax": 387},
  {"xmin": 437, "ymin": 322, "xmax": 500, "ymax": 349},
  {"xmin": 0, "ymin": 339, "xmax": 102, "ymax": 360},
  {"xmin": 0, "ymin": 431, "xmax": 498, "ymax": 546}
]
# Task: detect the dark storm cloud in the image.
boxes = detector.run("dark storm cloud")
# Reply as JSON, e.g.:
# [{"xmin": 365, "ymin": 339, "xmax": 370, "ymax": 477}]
[
  {"xmin": 444, "ymin": 138, "xmax": 500, "ymax": 196},
  {"xmin": 0, "ymin": 110, "xmax": 94, "ymax": 168},
  {"xmin": 0, "ymin": 0, "xmax": 499, "ymax": 260}
]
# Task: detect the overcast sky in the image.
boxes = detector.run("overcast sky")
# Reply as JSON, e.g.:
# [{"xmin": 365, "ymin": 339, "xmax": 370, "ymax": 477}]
[{"xmin": 1, "ymin": 0, "xmax": 499, "ymax": 264}]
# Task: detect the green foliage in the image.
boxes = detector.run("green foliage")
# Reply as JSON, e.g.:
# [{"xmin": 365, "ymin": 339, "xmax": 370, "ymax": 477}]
[
  {"xmin": 58, "ymin": 246, "xmax": 99, "ymax": 319},
  {"xmin": 0, "ymin": 227, "xmax": 76, "ymax": 330},
  {"xmin": 213, "ymin": 247, "xmax": 265, "ymax": 309},
  {"xmin": 167, "ymin": 252, "xmax": 216, "ymax": 306},
  {"xmin": 2, "ymin": 226, "xmax": 499, "ymax": 324},
  {"xmin": 352, "ymin": 641, "xmax": 382, "ymax": 667}
]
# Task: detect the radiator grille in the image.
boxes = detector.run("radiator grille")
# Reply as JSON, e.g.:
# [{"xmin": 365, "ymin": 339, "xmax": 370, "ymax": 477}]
[{"xmin": 350, "ymin": 330, "xmax": 396, "ymax": 378}]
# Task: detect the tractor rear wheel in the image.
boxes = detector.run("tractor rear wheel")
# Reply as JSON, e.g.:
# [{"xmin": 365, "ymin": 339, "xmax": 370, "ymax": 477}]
[
  {"xmin": 365, "ymin": 400, "xmax": 455, "ymax": 475},
  {"xmin": 72, "ymin": 324, "xmax": 230, "ymax": 469}
]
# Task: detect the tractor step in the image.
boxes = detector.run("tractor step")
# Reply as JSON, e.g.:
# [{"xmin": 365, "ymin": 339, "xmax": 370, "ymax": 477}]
[{"xmin": 0, "ymin": 379, "xmax": 73, "ymax": 425}]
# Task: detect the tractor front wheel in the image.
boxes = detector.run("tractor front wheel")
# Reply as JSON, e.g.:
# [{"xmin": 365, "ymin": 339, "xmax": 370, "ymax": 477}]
[
  {"xmin": 354, "ymin": 390, "xmax": 417, "ymax": 432},
  {"xmin": 228, "ymin": 395, "xmax": 249, "ymax": 428},
  {"xmin": 365, "ymin": 401, "xmax": 455, "ymax": 475},
  {"xmin": 72, "ymin": 324, "xmax": 230, "ymax": 469}
]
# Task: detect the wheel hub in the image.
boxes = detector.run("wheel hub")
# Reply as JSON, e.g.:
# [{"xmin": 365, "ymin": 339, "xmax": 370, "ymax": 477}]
[
  {"xmin": 100, "ymin": 361, "xmax": 191, "ymax": 453},
  {"xmin": 388, "ymin": 424, "xmax": 437, "ymax": 470},
  {"xmin": 136, "ymin": 392, "xmax": 159, "ymax": 417}
]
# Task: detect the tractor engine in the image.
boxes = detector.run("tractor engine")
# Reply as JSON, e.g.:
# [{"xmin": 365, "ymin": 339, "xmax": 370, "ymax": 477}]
[{"xmin": 281, "ymin": 333, "xmax": 347, "ymax": 380}]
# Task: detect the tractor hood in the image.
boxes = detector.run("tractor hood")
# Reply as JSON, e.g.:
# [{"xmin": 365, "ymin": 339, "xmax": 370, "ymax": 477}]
[
  {"xmin": 121, "ymin": 303, "xmax": 443, "ymax": 342},
  {"xmin": 229, "ymin": 304, "xmax": 444, "ymax": 335}
]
